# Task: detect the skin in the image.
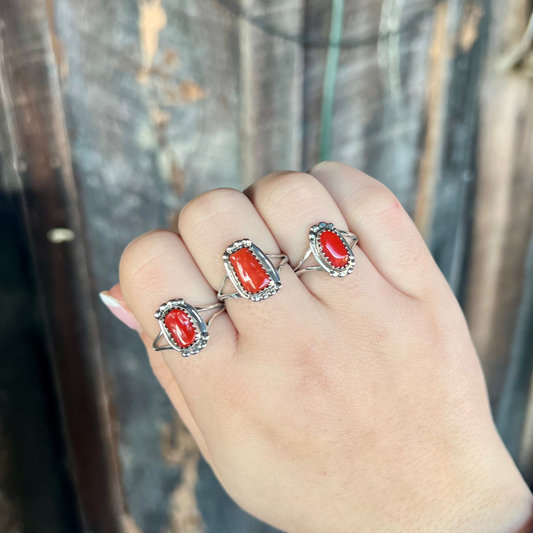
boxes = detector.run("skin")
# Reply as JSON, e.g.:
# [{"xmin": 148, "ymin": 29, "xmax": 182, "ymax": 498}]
[{"xmin": 115, "ymin": 162, "xmax": 533, "ymax": 532}]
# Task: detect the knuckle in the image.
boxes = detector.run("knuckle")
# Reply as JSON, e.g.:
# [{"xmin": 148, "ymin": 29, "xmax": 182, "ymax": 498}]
[
  {"xmin": 308, "ymin": 160, "xmax": 340, "ymax": 175},
  {"xmin": 350, "ymin": 184, "xmax": 403, "ymax": 229},
  {"xmin": 256, "ymin": 172, "xmax": 325, "ymax": 216},
  {"xmin": 393, "ymin": 236, "xmax": 433, "ymax": 275},
  {"xmin": 179, "ymin": 188, "xmax": 244, "ymax": 235},
  {"xmin": 120, "ymin": 230, "xmax": 178, "ymax": 291},
  {"xmin": 309, "ymin": 161, "xmax": 369, "ymax": 183}
]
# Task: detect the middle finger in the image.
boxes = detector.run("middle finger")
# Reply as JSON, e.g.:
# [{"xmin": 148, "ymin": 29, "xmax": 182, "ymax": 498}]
[{"xmin": 178, "ymin": 188, "xmax": 318, "ymax": 337}]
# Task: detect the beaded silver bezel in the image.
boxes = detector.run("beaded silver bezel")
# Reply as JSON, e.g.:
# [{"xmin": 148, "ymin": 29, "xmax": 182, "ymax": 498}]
[
  {"xmin": 309, "ymin": 222, "xmax": 355, "ymax": 277},
  {"xmin": 221, "ymin": 240, "xmax": 282, "ymax": 302},
  {"xmin": 154, "ymin": 299, "xmax": 209, "ymax": 357}
]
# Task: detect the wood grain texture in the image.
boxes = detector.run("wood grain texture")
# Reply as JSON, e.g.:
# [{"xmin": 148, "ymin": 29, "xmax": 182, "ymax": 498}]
[
  {"xmin": 303, "ymin": 0, "xmax": 436, "ymax": 213},
  {"xmin": 414, "ymin": 1, "xmax": 450, "ymax": 239},
  {"xmin": 51, "ymin": 0, "xmax": 281, "ymax": 530},
  {"xmin": 425, "ymin": 0, "xmax": 490, "ymax": 295},
  {"xmin": 502, "ymin": 229, "xmax": 533, "ymax": 477},
  {"xmin": 3, "ymin": 0, "xmax": 533, "ymax": 531},
  {"xmin": 0, "ymin": 0, "xmax": 123, "ymax": 531},
  {"xmin": 465, "ymin": 0, "xmax": 533, "ymax": 408},
  {"xmin": 0, "ymin": 189, "xmax": 81, "ymax": 533},
  {"xmin": 465, "ymin": 0, "xmax": 533, "ymax": 470},
  {"xmin": 238, "ymin": 0, "xmax": 304, "ymax": 184}
]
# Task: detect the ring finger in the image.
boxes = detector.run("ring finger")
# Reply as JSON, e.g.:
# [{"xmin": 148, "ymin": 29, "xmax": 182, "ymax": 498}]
[{"xmin": 244, "ymin": 171, "xmax": 389, "ymax": 303}]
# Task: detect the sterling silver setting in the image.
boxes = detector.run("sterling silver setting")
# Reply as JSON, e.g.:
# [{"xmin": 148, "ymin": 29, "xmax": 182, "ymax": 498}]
[
  {"xmin": 218, "ymin": 239, "xmax": 289, "ymax": 302},
  {"xmin": 153, "ymin": 299, "xmax": 225, "ymax": 357},
  {"xmin": 294, "ymin": 222, "xmax": 358, "ymax": 277}
]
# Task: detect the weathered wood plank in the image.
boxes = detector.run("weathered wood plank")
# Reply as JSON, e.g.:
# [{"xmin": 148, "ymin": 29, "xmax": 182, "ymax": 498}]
[
  {"xmin": 303, "ymin": 0, "xmax": 436, "ymax": 214},
  {"xmin": 51, "ymin": 0, "xmax": 289, "ymax": 530},
  {"xmin": 52, "ymin": 0, "xmax": 240, "ymax": 526},
  {"xmin": 238, "ymin": 0, "xmax": 304, "ymax": 183},
  {"xmin": 464, "ymin": 0, "xmax": 533, "ymax": 414},
  {"xmin": 0, "ymin": 0, "xmax": 124, "ymax": 531},
  {"xmin": 3, "ymin": 0, "xmax": 533, "ymax": 531},
  {"xmin": 462, "ymin": 0, "xmax": 533, "ymax": 474},
  {"xmin": 499, "ymin": 228, "xmax": 533, "ymax": 474},
  {"xmin": 420, "ymin": 0, "xmax": 490, "ymax": 297},
  {"xmin": 0, "ymin": 190, "xmax": 80, "ymax": 533}
]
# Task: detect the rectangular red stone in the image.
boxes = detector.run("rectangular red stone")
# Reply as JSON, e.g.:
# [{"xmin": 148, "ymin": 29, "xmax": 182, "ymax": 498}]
[
  {"xmin": 229, "ymin": 247, "xmax": 271, "ymax": 294},
  {"xmin": 164, "ymin": 308, "xmax": 197, "ymax": 348}
]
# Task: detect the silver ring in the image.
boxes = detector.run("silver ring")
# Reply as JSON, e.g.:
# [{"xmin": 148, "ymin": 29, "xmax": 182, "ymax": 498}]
[
  {"xmin": 218, "ymin": 239, "xmax": 289, "ymax": 302},
  {"xmin": 153, "ymin": 299, "xmax": 225, "ymax": 357},
  {"xmin": 294, "ymin": 222, "xmax": 358, "ymax": 277}
]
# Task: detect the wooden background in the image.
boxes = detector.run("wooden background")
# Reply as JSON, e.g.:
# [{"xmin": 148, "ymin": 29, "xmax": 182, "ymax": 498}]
[{"xmin": 0, "ymin": 0, "xmax": 532, "ymax": 532}]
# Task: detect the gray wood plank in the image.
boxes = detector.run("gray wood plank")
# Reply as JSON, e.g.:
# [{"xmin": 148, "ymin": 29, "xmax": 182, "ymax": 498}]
[
  {"xmin": 52, "ymin": 0, "xmax": 294, "ymax": 530},
  {"xmin": 303, "ymin": 0, "xmax": 436, "ymax": 213},
  {"xmin": 426, "ymin": 0, "xmax": 491, "ymax": 295},
  {"xmin": 26, "ymin": 0, "xmax": 533, "ymax": 530},
  {"xmin": 464, "ymin": 0, "xmax": 533, "ymax": 462},
  {"xmin": 497, "ymin": 227, "xmax": 533, "ymax": 468},
  {"xmin": 238, "ymin": 0, "xmax": 304, "ymax": 184}
]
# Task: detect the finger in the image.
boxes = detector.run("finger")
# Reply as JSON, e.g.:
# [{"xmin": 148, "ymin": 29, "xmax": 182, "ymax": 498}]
[
  {"xmin": 119, "ymin": 230, "xmax": 238, "ymax": 425},
  {"xmin": 101, "ymin": 282, "xmax": 213, "ymax": 462},
  {"xmin": 100, "ymin": 284, "xmax": 142, "ymax": 332},
  {"xmin": 244, "ymin": 171, "xmax": 386, "ymax": 302},
  {"xmin": 309, "ymin": 162, "xmax": 448, "ymax": 298},
  {"xmin": 139, "ymin": 331, "xmax": 213, "ymax": 464},
  {"xmin": 245, "ymin": 172, "xmax": 348, "ymax": 265},
  {"xmin": 178, "ymin": 188, "xmax": 317, "ymax": 335}
]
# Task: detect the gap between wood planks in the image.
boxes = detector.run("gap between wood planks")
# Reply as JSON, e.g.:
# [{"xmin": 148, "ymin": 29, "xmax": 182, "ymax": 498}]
[{"xmin": 44, "ymin": 0, "xmax": 69, "ymax": 79}]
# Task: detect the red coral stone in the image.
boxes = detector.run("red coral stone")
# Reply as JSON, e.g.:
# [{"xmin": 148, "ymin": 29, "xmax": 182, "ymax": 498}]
[
  {"xmin": 164, "ymin": 309, "xmax": 197, "ymax": 348},
  {"xmin": 229, "ymin": 247, "xmax": 271, "ymax": 294},
  {"xmin": 319, "ymin": 230, "xmax": 349, "ymax": 268}
]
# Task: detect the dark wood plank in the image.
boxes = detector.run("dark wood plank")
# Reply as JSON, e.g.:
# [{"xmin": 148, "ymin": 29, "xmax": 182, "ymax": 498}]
[
  {"xmin": 0, "ymin": 189, "xmax": 80, "ymax": 533},
  {"xmin": 0, "ymin": 1, "xmax": 124, "ymax": 531},
  {"xmin": 498, "ymin": 229, "xmax": 533, "ymax": 473},
  {"xmin": 416, "ymin": 0, "xmax": 491, "ymax": 298},
  {"xmin": 238, "ymin": 0, "xmax": 304, "ymax": 184}
]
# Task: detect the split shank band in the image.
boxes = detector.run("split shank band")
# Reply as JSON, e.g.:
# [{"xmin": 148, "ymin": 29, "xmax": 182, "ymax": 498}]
[{"xmin": 153, "ymin": 222, "xmax": 359, "ymax": 356}]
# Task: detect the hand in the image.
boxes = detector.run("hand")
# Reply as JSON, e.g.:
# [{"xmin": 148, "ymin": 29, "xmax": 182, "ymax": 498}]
[{"xmin": 110, "ymin": 162, "xmax": 533, "ymax": 532}]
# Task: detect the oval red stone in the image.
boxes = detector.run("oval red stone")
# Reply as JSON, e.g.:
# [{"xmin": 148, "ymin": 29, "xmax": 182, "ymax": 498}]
[
  {"xmin": 229, "ymin": 247, "xmax": 271, "ymax": 294},
  {"xmin": 319, "ymin": 230, "xmax": 349, "ymax": 268},
  {"xmin": 164, "ymin": 309, "xmax": 197, "ymax": 348}
]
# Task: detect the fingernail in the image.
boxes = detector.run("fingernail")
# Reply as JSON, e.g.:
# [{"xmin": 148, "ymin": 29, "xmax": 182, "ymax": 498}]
[{"xmin": 99, "ymin": 291, "xmax": 142, "ymax": 332}]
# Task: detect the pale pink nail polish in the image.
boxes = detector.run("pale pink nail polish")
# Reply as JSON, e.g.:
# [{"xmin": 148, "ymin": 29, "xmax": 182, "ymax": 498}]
[{"xmin": 99, "ymin": 291, "xmax": 142, "ymax": 332}]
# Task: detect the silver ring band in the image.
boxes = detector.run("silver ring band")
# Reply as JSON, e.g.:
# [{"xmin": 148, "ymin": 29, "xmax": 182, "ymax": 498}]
[
  {"xmin": 294, "ymin": 222, "xmax": 358, "ymax": 277},
  {"xmin": 218, "ymin": 239, "xmax": 289, "ymax": 302},
  {"xmin": 153, "ymin": 299, "xmax": 225, "ymax": 356}
]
